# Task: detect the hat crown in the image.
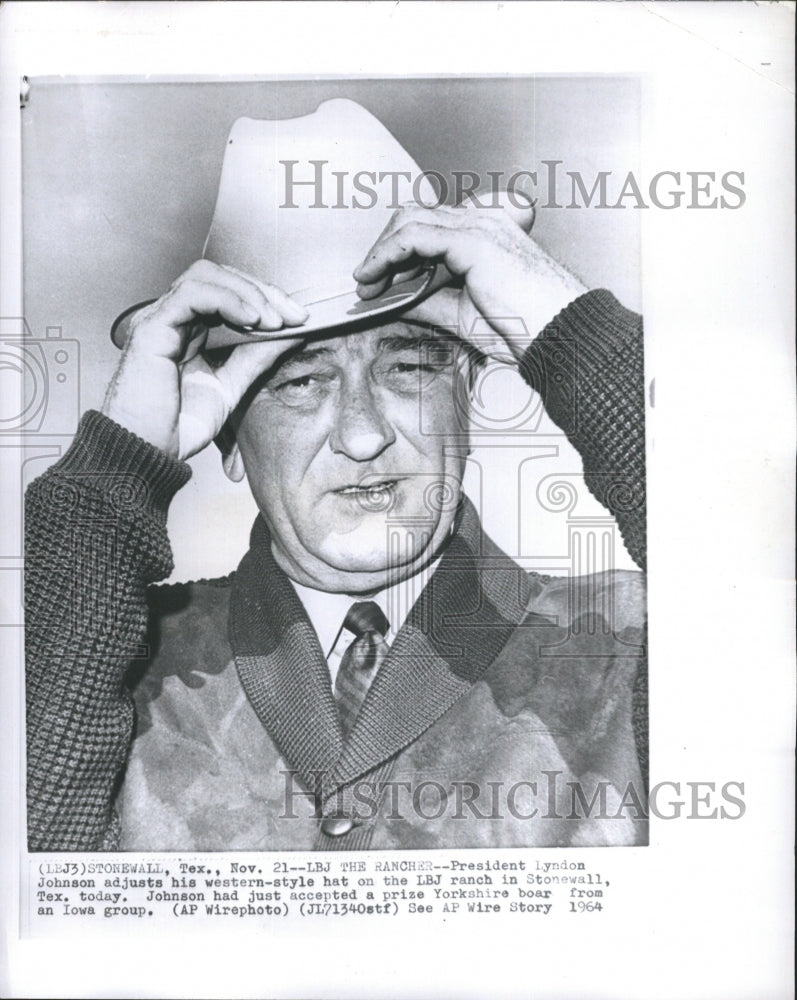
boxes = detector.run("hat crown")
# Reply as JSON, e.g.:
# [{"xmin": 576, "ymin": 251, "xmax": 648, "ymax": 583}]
[{"xmin": 203, "ymin": 99, "xmax": 434, "ymax": 304}]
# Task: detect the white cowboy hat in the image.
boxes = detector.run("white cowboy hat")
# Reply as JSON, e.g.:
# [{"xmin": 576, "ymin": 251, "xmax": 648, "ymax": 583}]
[{"xmin": 111, "ymin": 98, "xmax": 450, "ymax": 350}]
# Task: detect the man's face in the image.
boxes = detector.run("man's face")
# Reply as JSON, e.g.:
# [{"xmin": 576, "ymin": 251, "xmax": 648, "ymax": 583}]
[{"xmin": 232, "ymin": 321, "xmax": 471, "ymax": 593}]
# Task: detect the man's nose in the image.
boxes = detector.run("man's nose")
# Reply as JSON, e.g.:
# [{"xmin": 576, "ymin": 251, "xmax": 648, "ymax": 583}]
[{"xmin": 329, "ymin": 380, "xmax": 396, "ymax": 461}]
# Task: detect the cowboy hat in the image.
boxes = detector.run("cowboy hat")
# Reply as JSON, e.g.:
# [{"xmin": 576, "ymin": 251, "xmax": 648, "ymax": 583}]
[{"xmin": 111, "ymin": 98, "xmax": 450, "ymax": 350}]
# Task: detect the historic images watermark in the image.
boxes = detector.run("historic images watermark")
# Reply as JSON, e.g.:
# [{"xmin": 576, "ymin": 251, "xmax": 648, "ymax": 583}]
[
  {"xmin": 281, "ymin": 770, "xmax": 747, "ymax": 824},
  {"xmin": 279, "ymin": 161, "xmax": 747, "ymax": 211}
]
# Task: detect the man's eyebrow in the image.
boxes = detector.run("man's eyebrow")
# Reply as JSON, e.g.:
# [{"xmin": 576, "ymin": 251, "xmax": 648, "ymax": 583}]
[
  {"xmin": 272, "ymin": 344, "xmax": 333, "ymax": 373},
  {"xmin": 377, "ymin": 333, "xmax": 456, "ymax": 353}
]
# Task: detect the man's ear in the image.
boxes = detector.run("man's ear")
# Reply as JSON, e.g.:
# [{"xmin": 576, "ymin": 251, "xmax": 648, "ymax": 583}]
[{"xmin": 216, "ymin": 420, "xmax": 246, "ymax": 483}]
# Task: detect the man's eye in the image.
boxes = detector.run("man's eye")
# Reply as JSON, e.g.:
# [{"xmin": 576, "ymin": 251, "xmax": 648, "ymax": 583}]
[
  {"xmin": 274, "ymin": 370, "xmax": 331, "ymax": 390},
  {"xmin": 270, "ymin": 371, "xmax": 333, "ymax": 402},
  {"xmin": 391, "ymin": 359, "xmax": 451, "ymax": 375},
  {"xmin": 279, "ymin": 374, "xmax": 315, "ymax": 389}
]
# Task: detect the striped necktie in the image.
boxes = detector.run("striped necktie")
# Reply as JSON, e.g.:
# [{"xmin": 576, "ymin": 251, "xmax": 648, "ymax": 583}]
[{"xmin": 334, "ymin": 601, "xmax": 390, "ymax": 737}]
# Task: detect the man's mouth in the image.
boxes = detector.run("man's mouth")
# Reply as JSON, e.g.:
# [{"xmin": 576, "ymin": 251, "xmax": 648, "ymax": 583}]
[
  {"xmin": 334, "ymin": 478, "xmax": 399, "ymax": 496},
  {"xmin": 332, "ymin": 477, "xmax": 402, "ymax": 509}
]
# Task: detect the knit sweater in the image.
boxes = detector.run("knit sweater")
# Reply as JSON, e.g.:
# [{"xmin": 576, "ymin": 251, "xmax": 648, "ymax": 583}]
[{"xmin": 25, "ymin": 289, "xmax": 646, "ymax": 851}]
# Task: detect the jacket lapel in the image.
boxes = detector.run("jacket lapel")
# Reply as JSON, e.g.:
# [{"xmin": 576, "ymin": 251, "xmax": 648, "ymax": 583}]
[{"xmin": 229, "ymin": 517, "xmax": 343, "ymax": 799}]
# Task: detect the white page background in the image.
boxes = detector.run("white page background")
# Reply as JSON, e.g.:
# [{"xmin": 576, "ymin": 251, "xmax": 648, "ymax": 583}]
[{"xmin": 1, "ymin": 3, "xmax": 794, "ymax": 999}]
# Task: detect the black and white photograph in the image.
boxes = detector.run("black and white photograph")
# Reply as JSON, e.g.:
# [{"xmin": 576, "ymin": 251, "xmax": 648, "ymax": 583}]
[
  {"xmin": 22, "ymin": 75, "xmax": 648, "ymax": 854},
  {"xmin": 1, "ymin": 3, "xmax": 793, "ymax": 999}
]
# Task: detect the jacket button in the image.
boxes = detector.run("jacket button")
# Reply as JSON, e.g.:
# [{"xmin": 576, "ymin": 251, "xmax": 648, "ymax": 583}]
[{"xmin": 320, "ymin": 816, "xmax": 356, "ymax": 837}]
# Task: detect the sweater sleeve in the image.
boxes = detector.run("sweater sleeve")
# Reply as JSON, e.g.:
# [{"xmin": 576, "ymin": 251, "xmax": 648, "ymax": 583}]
[
  {"xmin": 519, "ymin": 289, "xmax": 646, "ymax": 570},
  {"xmin": 25, "ymin": 410, "xmax": 191, "ymax": 850}
]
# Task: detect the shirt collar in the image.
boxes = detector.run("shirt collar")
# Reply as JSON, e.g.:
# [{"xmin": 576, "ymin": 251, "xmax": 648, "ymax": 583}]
[{"xmin": 289, "ymin": 558, "xmax": 441, "ymax": 658}]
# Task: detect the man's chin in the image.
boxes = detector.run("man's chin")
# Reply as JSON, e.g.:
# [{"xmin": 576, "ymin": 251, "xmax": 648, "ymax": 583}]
[
  {"xmin": 318, "ymin": 538, "xmax": 425, "ymax": 576},
  {"xmin": 308, "ymin": 523, "xmax": 444, "ymax": 588}
]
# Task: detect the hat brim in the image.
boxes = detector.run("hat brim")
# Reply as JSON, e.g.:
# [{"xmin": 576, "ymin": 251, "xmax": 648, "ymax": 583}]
[{"xmin": 110, "ymin": 265, "xmax": 441, "ymax": 351}]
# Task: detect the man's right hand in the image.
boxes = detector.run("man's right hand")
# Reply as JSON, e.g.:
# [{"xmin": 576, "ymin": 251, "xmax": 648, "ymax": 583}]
[{"xmin": 102, "ymin": 260, "xmax": 309, "ymax": 460}]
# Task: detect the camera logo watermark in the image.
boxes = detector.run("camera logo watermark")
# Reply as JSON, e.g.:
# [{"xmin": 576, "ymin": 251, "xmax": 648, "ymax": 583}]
[{"xmin": 0, "ymin": 317, "xmax": 79, "ymax": 436}]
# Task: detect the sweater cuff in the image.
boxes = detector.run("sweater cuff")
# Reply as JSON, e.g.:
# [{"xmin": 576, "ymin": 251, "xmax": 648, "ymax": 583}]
[
  {"xmin": 53, "ymin": 410, "xmax": 192, "ymax": 513},
  {"xmin": 530, "ymin": 288, "xmax": 641, "ymax": 368}
]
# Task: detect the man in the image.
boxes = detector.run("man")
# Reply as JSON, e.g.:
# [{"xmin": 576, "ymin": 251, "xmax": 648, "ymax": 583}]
[{"xmin": 25, "ymin": 108, "xmax": 646, "ymax": 852}]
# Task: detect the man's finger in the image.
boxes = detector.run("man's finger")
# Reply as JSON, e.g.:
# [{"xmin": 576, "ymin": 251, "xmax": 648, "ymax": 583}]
[
  {"xmin": 211, "ymin": 338, "xmax": 302, "ymax": 414},
  {"xmin": 354, "ymin": 195, "xmax": 535, "ymax": 290},
  {"xmin": 354, "ymin": 220, "xmax": 480, "ymax": 291},
  {"xmin": 220, "ymin": 265, "xmax": 309, "ymax": 327},
  {"xmin": 151, "ymin": 280, "xmax": 262, "ymax": 330},
  {"xmin": 169, "ymin": 260, "xmax": 309, "ymax": 330},
  {"xmin": 177, "ymin": 338, "xmax": 298, "ymax": 459}
]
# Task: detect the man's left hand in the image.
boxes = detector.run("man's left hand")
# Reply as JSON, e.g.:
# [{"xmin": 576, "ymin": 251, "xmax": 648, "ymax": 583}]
[{"xmin": 354, "ymin": 197, "xmax": 585, "ymax": 362}]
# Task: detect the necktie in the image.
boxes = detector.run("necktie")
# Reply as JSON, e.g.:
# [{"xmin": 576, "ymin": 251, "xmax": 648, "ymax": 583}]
[{"xmin": 334, "ymin": 601, "xmax": 390, "ymax": 737}]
